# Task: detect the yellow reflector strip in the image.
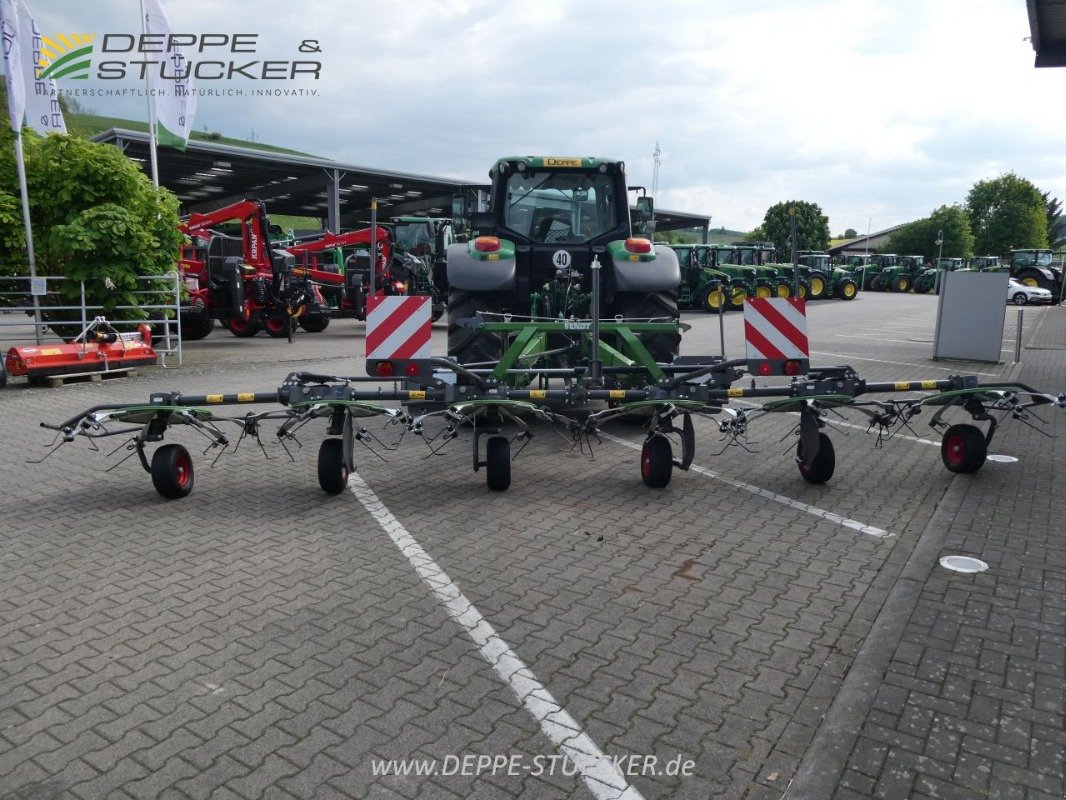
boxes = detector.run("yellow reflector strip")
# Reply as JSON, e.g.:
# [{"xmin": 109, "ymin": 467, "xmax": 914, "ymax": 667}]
[
  {"xmin": 408, "ymin": 391, "xmax": 426, "ymax": 400},
  {"xmin": 921, "ymin": 381, "xmax": 938, "ymax": 390},
  {"xmin": 238, "ymin": 393, "xmax": 255, "ymax": 402},
  {"xmin": 609, "ymin": 389, "xmax": 625, "ymax": 399},
  {"xmin": 206, "ymin": 394, "xmax": 223, "ymax": 403},
  {"xmin": 728, "ymin": 388, "xmax": 744, "ymax": 397},
  {"xmin": 529, "ymin": 390, "xmax": 546, "ymax": 400},
  {"xmin": 894, "ymin": 382, "xmax": 910, "ymax": 391}
]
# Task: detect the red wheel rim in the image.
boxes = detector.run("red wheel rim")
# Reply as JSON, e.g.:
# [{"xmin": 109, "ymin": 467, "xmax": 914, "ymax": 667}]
[
  {"xmin": 175, "ymin": 451, "xmax": 191, "ymax": 487},
  {"xmin": 230, "ymin": 318, "xmax": 248, "ymax": 333},
  {"xmin": 641, "ymin": 443, "xmax": 652, "ymax": 478},
  {"xmin": 944, "ymin": 433, "xmax": 965, "ymax": 466},
  {"xmin": 266, "ymin": 317, "xmax": 287, "ymax": 334}
]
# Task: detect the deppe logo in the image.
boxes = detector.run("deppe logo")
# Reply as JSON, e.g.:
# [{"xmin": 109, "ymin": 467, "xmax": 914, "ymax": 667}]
[{"xmin": 38, "ymin": 33, "xmax": 322, "ymax": 81}]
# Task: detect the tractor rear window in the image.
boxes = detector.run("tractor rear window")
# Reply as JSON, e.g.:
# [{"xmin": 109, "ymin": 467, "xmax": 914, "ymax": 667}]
[{"xmin": 503, "ymin": 172, "xmax": 617, "ymax": 243}]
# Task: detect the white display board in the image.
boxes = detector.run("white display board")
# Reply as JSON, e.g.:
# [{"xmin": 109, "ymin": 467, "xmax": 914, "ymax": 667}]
[{"xmin": 933, "ymin": 271, "xmax": 1008, "ymax": 363}]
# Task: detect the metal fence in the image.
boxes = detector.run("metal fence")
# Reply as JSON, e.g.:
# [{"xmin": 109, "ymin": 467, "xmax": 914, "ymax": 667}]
[{"xmin": 0, "ymin": 273, "xmax": 184, "ymax": 366}]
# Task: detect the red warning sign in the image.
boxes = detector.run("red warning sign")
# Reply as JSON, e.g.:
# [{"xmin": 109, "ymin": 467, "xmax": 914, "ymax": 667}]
[
  {"xmin": 744, "ymin": 298, "xmax": 810, "ymax": 375},
  {"xmin": 365, "ymin": 295, "xmax": 432, "ymax": 360}
]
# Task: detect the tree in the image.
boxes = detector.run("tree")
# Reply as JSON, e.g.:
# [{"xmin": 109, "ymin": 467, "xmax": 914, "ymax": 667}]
[
  {"xmin": 743, "ymin": 225, "xmax": 768, "ymax": 242},
  {"xmin": 966, "ymin": 173, "xmax": 1048, "ymax": 256},
  {"xmin": 1042, "ymin": 190, "xmax": 1065, "ymax": 250},
  {"xmin": 843, "ymin": 227, "xmax": 858, "ymax": 238},
  {"xmin": 0, "ymin": 127, "xmax": 182, "ymax": 326},
  {"xmin": 881, "ymin": 205, "xmax": 975, "ymax": 260},
  {"xmin": 760, "ymin": 201, "xmax": 830, "ymax": 260}
]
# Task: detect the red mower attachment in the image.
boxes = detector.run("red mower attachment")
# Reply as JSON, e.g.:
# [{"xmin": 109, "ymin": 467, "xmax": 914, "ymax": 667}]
[{"xmin": 4, "ymin": 317, "xmax": 158, "ymax": 381}]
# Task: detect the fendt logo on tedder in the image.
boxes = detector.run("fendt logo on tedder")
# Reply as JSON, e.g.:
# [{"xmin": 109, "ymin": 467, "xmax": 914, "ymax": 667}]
[
  {"xmin": 36, "ymin": 34, "xmax": 96, "ymax": 81},
  {"xmin": 37, "ymin": 33, "xmax": 322, "ymax": 81}
]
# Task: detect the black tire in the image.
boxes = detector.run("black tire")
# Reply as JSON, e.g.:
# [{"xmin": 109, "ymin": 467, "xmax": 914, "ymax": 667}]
[
  {"xmin": 641, "ymin": 435, "xmax": 672, "ymax": 488},
  {"xmin": 837, "ymin": 279, "xmax": 858, "ymax": 300},
  {"xmin": 862, "ymin": 272, "xmax": 877, "ymax": 291},
  {"xmin": 613, "ymin": 291, "xmax": 681, "ymax": 364},
  {"xmin": 317, "ymin": 438, "xmax": 349, "ymax": 494},
  {"xmin": 180, "ymin": 313, "xmax": 214, "ymax": 341},
  {"xmin": 447, "ymin": 289, "xmax": 512, "ymax": 366},
  {"xmin": 1014, "ymin": 270, "xmax": 1049, "ymax": 290},
  {"xmin": 892, "ymin": 275, "xmax": 911, "ymax": 292},
  {"xmin": 1011, "ymin": 292, "xmax": 1028, "ymax": 306},
  {"xmin": 485, "ymin": 435, "xmax": 511, "ymax": 491},
  {"xmin": 0, "ymin": 359, "xmax": 7, "ymax": 389},
  {"xmin": 869, "ymin": 275, "xmax": 882, "ymax": 291},
  {"xmin": 299, "ymin": 313, "xmax": 331, "ymax": 333},
  {"xmin": 699, "ymin": 282, "xmax": 727, "ymax": 313},
  {"xmin": 264, "ymin": 316, "xmax": 292, "ymax": 338},
  {"xmin": 726, "ymin": 283, "xmax": 748, "ymax": 309},
  {"xmin": 797, "ymin": 432, "xmax": 835, "ymax": 484},
  {"xmin": 941, "ymin": 424, "xmax": 986, "ymax": 474},
  {"xmin": 808, "ymin": 273, "xmax": 828, "ymax": 300},
  {"xmin": 151, "ymin": 444, "xmax": 194, "ymax": 499},
  {"xmin": 227, "ymin": 316, "xmax": 261, "ymax": 337},
  {"xmin": 914, "ymin": 280, "xmax": 932, "ymax": 294}
]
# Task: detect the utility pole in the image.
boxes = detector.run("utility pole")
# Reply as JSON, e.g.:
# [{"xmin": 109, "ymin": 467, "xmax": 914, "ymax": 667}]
[
  {"xmin": 651, "ymin": 142, "xmax": 661, "ymax": 199},
  {"xmin": 789, "ymin": 206, "xmax": 799, "ymax": 297},
  {"xmin": 933, "ymin": 230, "xmax": 944, "ymax": 294}
]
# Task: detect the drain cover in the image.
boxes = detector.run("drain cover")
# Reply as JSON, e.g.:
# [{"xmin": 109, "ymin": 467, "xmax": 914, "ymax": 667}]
[
  {"xmin": 939, "ymin": 555, "xmax": 989, "ymax": 574},
  {"xmin": 986, "ymin": 454, "xmax": 1019, "ymax": 463}
]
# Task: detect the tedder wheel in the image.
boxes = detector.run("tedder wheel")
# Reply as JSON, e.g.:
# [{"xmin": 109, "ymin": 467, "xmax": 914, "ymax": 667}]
[
  {"xmin": 485, "ymin": 435, "xmax": 511, "ymax": 491},
  {"xmin": 265, "ymin": 316, "xmax": 292, "ymax": 338},
  {"xmin": 940, "ymin": 424, "xmax": 987, "ymax": 474},
  {"xmin": 1011, "ymin": 292, "xmax": 1028, "ymax": 306},
  {"xmin": 227, "ymin": 316, "xmax": 261, "ymax": 337},
  {"xmin": 700, "ymin": 283, "xmax": 727, "ymax": 313},
  {"xmin": 299, "ymin": 314, "xmax": 331, "ymax": 333},
  {"xmin": 151, "ymin": 444, "xmax": 194, "ymax": 499},
  {"xmin": 892, "ymin": 275, "xmax": 911, "ymax": 292},
  {"xmin": 641, "ymin": 435, "xmax": 673, "ymax": 488},
  {"xmin": 317, "ymin": 438, "xmax": 349, "ymax": 493},
  {"xmin": 797, "ymin": 433, "xmax": 835, "ymax": 484},
  {"xmin": 838, "ymin": 280, "xmax": 858, "ymax": 300}
]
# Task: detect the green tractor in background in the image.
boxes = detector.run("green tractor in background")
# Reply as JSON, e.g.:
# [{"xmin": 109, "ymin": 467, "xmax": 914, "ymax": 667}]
[
  {"xmin": 391, "ymin": 216, "xmax": 457, "ymax": 318},
  {"xmin": 968, "ymin": 255, "xmax": 1002, "ymax": 271},
  {"xmin": 914, "ymin": 257, "xmax": 964, "ymax": 293},
  {"xmin": 446, "ymin": 156, "xmax": 682, "ymax": 366},
  {"xmin": 670, "ymin": 244, "xmax": 729, "ymax": 312},
  {"xmin": 719, "ymin": 243, "xmax": 793, "ymax": 298},
  {"xmin": 864, "ymin": 254, "xmax": 899, "ymax": 290},
  {"xmin": 876, "ymin": 255, "xmax": 925, "ymax": 293},
  {"xmin": 1009, "ymin": 249, "xmax": 1064, "ymax": 301},
  {"xmin": 796, "ymin": 251, "xmax": 857, "ymax": 300}
]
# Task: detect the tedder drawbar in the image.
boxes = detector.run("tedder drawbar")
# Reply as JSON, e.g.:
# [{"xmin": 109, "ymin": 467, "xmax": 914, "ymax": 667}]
[{"xmin": 36, "ymin": 286, "xmax": 1065, "ymax": 501}]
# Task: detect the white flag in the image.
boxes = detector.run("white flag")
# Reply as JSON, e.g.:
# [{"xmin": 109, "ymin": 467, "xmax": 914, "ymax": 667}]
[
  {"xmin": 142, "ymin": 0, "xmax": 196, "ymax": 150},
  {"xmin": 17, "ymin": 0, "xmax": 64, "ymax": 135},
  {"xmin": 0, "ymin": 0, "xmax": 26, "ymax": 133}
]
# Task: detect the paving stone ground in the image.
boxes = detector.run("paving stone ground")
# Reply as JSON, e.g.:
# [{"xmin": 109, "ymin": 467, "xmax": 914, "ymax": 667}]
[{"xmin": 0, "ymin": 294, "xmax": 1061, "ymax": 799}]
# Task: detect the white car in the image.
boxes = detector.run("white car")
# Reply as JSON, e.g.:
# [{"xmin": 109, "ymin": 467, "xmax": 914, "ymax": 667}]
[{"xmin": 1007, "ymin": 278, "xmax": 1053, "ymax": 305}]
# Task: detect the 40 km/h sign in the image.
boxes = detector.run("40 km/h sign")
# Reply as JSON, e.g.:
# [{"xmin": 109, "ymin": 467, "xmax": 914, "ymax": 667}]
[{"xmin": 743, "ymin": 297, "xmax": 810, "ymax": 376}]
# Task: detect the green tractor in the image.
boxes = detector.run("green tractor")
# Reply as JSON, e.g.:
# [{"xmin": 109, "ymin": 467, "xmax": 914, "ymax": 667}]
[
  {"xmin": 914, "ymin": 257, "xmax": 964, "ymax": 293},
  {"xmin": 876, "ymin": 255, "xmax": 925, "ymax": 293},
  {"xmin": 1009, "ymin": 249, "xmax": 1064, "ymax": 301},
  {"xmin": 864, "ymin": 254, "xmax": 899, "ymax": 290},
  {"xmin": 968, "ymin": 255, "xmax": 1002, "ymax": 271},
  {"xmin": 796, "ymin": 251, "xmax": 856, "ymax": 300},
  {"xmin": 391, "ymin": 216, "xmax": 456, "ymax": 318},
  {"xmin": 719, "ymin": 243, "xmax": 793, "ymax": 298},
  {"xmin": 670, "ymin": 244, "xmax": 729, "ymax": 312},
  {"xmin": 446, "ymin": 156, "xmax": 681, "ymax": 367}
]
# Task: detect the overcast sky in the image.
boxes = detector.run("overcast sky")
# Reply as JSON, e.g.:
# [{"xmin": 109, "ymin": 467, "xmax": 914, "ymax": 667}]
[{"xmin": 24, "ymin": 0, "xmax": 1066, "ymax": 233}]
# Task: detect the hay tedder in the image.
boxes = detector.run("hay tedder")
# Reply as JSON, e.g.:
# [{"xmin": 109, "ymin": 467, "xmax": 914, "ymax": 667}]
[{"xmin": 34, "ymin": 157, "xmax": 1066, "ymax": 498}]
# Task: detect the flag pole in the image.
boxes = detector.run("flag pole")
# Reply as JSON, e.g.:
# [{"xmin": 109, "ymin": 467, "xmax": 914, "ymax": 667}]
[
  {"xmin": 140, "ymin": 0, "xmax": 159, "ymax": 187},
  {"xmin": 13, "ymin": 128, "xmax": 42, "ymax": 342}
]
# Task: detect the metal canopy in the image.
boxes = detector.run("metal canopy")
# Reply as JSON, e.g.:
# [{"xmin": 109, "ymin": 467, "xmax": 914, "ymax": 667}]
[
  {"xmin": 1027, "ymin": 0, "xmax": 1066, "ymax": 67},
  {"xmin": 93, "ymin": 127, "xmax": 711, "ymax": 234}
]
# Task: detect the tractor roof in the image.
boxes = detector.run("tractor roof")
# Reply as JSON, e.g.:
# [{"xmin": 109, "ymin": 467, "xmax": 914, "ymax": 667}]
[{"xmin": 490, "ymin": 156, "xmax": 622, "ymax": 176}]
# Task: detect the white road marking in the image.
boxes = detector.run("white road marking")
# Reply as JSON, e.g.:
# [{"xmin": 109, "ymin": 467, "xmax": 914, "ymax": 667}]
[
  {"xmin": 810, "ymin": 350, "xmax": 1001, "ymax": 377},
  {"xmin": 346, "ymin": 471, "xmax": 645, "ymax": 800},
  {"xmin": 601, "ymin": 434, "xmax": 891, "ymax": 539}
]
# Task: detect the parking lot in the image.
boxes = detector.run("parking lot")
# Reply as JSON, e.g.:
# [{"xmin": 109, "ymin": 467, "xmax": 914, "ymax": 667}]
[{"xmin": 1, "ymin": 293, "xmax": 1062, "ymax": 800}]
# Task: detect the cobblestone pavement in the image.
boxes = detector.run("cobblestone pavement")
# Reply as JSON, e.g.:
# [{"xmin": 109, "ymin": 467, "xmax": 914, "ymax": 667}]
[{"xmin": 0, "ymin": 294, "xmax": 1061, "ymax": 799}]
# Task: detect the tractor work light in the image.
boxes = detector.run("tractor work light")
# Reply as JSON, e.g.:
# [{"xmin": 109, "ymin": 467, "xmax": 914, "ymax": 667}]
[
  {"xmin": 474, "ymin": 236, "xmax": 502, "ymax": 253},
  {"xmin": 625, "ymin": 237, "xmax": 653, "ymax": 254}
]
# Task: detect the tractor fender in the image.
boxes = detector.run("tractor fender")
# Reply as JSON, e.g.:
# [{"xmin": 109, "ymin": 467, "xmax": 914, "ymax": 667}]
[
  {"xmin": 612, "ymin": 244, "xmax": 681, "ymax": 293},
  {"xmin": 445, "ymin": 242, "xmax": 516, "ymax": 291}
]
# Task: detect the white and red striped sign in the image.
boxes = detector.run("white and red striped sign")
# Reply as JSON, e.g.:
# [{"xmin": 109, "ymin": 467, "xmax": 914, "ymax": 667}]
[
  {"xmin": 365, "ymin": 295, "xmax": 432, "ymax": 360},
  {"xmin": 744, "ymin": 298, "xmax": 809, "ymax": 361}
]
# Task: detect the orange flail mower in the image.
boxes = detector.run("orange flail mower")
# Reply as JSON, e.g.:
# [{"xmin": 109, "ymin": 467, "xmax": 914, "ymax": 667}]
[{"xmin": 4, "ymin": 317, "xmax": 158, "ymax": 382}]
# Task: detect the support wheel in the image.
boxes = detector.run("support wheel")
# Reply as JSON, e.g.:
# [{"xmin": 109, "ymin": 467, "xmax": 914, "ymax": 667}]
[
  {"xmin": 641, "ymin": 435, "xmax": 673, "ymax": 488},
  {"xmin": 151, "ymin": 444, "xmax": 194, "ymax": 499},
  {"xmin": 299, "ymin": 313, "xmax": 331, "ymax": 332},
  {"xmin": 318, "ymin": 438, "xmax": 349, "ymax": 494},
  {"xmin": 941, "ymin": 424, "xmax": 987, "ymax": 474},
  {"xmin": 797, "ymin": 432, "xmax": 835, "ymax": 484},
  {"xmin": 485, "ymin": 436, "xmax": 511, "ymax": 491}
]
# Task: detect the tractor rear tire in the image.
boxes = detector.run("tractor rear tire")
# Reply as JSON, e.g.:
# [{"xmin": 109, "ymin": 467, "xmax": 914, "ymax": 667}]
[
  {"xmin": 227, "ymin": 316, "xmax": 261, "ymax": 337},
  {"xmin": 808, "ymin": 274, "xmax": 828, "ymax": 300},
  {"xmin": 775, "ymin": 283, "xmax": 792, "ymax": 298},
  {"xmin": 837, "ymin": 279, "xmax": 858, "ymax": 300},
  {"xmin": 1014, "ymin": 270, "xmax": 1048, "ymax": 290},
  {"xmin": 485, "ymin": 436, "xmax": 511, "ymax": 491},
  {"xmin": 613, "ymin": 291, "xmax": 681, "ymax": 364},
  {"xmin": 151, "ymin": 444, "xmax": 194, "ymax": 499},
  {"xmin": 318, "ymin": 438, "xmax": 349, "ymax": 494},
  {"xmin": 797, "ymin": 433, "xmax": 835, "ymax": 484},
  {"xmin": 941, "ymin": 424, "xmax": 986, "ymax": 474},
  {"xmin": 892, "ymin": 275, "xmax": 911, "ymax": 292},
  {"xmin": 299, "ymin": 313, "xmax": 331, "ymax": 333},
  {"xmin": 447, "ymin": 289, "xmax": 511, "ymax": 367},
  {"xmin": 641, "ymin": 435, "xmax": 673, "ymax": 488},
  {"xmin": 180, "ymin": 314, "xmax": 214, "ymax": 341}
]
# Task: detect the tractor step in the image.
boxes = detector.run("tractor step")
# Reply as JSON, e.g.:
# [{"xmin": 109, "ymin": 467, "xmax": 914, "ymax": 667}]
[{"xmin": 32, "ymin": 367, "xmax": 140, "ymax": 388}]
